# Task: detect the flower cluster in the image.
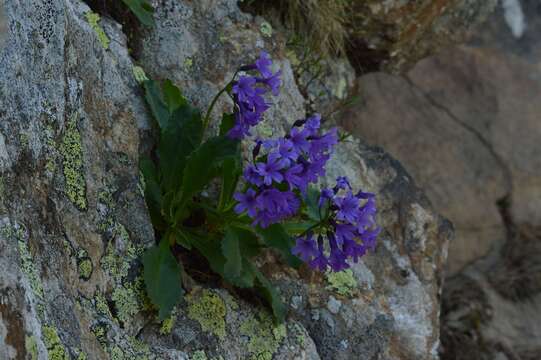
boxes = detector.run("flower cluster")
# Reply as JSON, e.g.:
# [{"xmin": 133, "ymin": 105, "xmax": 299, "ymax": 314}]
[
  {"xmin": 234, "ymin": 114, "xmax": 338, "ymax": 228},
  {"xmin": 292, "ymin": 177, "xmax": 380, "ymax": 272},
  {"xmin": 228, "ymin": 52, "xmax": 281, "ymax": 139}
]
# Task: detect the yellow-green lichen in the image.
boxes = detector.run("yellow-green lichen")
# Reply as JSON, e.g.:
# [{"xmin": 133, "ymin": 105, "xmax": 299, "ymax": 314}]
[
  {"xmin": 291, "ymin": 323, "xmax": 306, "ymax": 347},
  {"xmin": 183, "ymin": 57, "xmax": 193, "ymax": 69},
  {"xmin": 42, "ymin": 326, "xmax": 69, "ymax": 360},
  {"xmin": 260, "ymin": 21, "xmax": 273, "ymax": 37},
  {"xmin": 25, "ymin": 335, "xmax": 38, "ymax": 360},
  {"xmin": 59, "ymin": 114, "xmax": 87, "ymax": 210},
  {"xmin": 45, "ymin": 159, "xmax": 56, "ymax": 173},
  {"xmin": 132, "ymin": 66, "xmax": 149, "ymax": 84},
  {"xmin": 77, "ymin": 249, "xmax": 93, "ymax": 280},
  {"xmin": 90, "ymin": 322, "xmax": 108, "ymax": 346},
  {"xmin": 239, "ymin": 311, "xmax": 287, "ymax": 360},
  {"xmin": 111, "ymin": 282, "xmax": 141, "ymax": 324},
  {"xmin": 75, "ymin": 349, "xmax": 87, "ymax": 360},
  {"xmin": 187, "ymin": 290, "xmax": 226, "ymax": 340},
  {"xmin": 325, "ymin": 269, "xmax": 357, "ymax": 297},
  {"xmin": 14, "ymin": 226, "xmax": 45, "ymax": 303},
  {"xmin": 191, "ymin": 350, "xmax": 208, "ymax": 360},
  {"xmin": 85, "ymin": 12, "xmax": 110, "ymax": 49},
  {"xmin": 94, "ymin": 291, "xmax": 113, "ymax": 318},
  {"xmin": 160, "ymin": 311, "xmax": 177, "ymax": 335},
  {"xmin": 110, "ymin": 346, "xmax": 125, "ymax": 360},
  {"xmin": 20, "ymin": 133, "xmax": 29, "ymax": 148}
]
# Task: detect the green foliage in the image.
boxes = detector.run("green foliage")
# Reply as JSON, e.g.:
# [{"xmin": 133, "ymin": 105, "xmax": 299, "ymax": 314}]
[
  {"xmin": 121, "ymin": 0, "xmax": 155, "ymax": 27},
  {"xmin": 140, "ymin": 78, "xmax": 294, "ymax": 321},
  {"xmin": 143, "ymin": 239, "xmax": 183, "ymax": 320},
  {"xmin": 257, "ymin": 224, "xmax": 301, "ymax": 268}
]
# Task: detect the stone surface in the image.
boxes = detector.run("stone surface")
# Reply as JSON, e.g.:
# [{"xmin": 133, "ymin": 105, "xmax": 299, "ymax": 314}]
[
  {"xmin": 339, "ymin": 1, "xmax": 541, "ymax": 358},
  {"xmin": 339, "ymin": 68, "xmax": 509, "ymax": 274},
  {"xmin": 344, "ymin": 0, "xmax": 498, "ymax": 74},
  {"xmin": 340, "ymin": 13, "xmax": 541, "ymax": 274},
  {"xmin": 0, "ymin": 0, "xmax": 451, "ymax": 359}
]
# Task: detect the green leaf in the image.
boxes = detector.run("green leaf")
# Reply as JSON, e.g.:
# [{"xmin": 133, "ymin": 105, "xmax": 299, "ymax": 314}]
[
  {"xmin": 222, "ymin": 226, "xmax": 261, "ymax": 282},
  {"xmin": 158, "ymin": 105, "xmax": 203, "ymax": 199},
  {"xmin": 304, "ymin": 186, "xmax": 321, "ymax": 221},
  {"xmin": 173, "ymin": 136, "xmax": 238, "ymax": 219},
  {"xmin": 139, "ymin": 157, "xmax": 164, "ymax": 228},
  {"xmin": 163, "ymin": 80, "xmax": 187, "ymax": 113},
  {"xmin": 218, "ymin": 147, "xmax": 241, "ymax": 210},
  {"xmin": 122, "ymin": 0, "xmax": 155, "ymax": 27},
  {"xmin": 143, "ymin": 240, "xmax": 183, "ymax": 320},
  {"xmin": 143, "ymin": 80, "xmax": 169, "ymax": 129},
  {"xmin": 219, "ymin": 113, "xmax": 235, "ymax": 136},
  {"xmin": 187, "ymin": 229, "xmax": 257, "ymax": 288},
  {"xmin": 257, "ymin": 224, "xmax": 302, "ymax": 268},
  {"xmin": 249, "ymin": 264, "xmax": 286, "ymax": 323},
  {"xmin": 222, "ymin": 226, "xmax": 242, "ymax": 280}
]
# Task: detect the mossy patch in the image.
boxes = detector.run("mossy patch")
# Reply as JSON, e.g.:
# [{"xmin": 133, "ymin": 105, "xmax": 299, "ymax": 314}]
[
  {"xmin": 111, "ymin": 277, "xmax": 146, "ymax": 325},
  {"xmin": 25, "ymin": 335, "xmax": 38, "ymax": 360},
  {"xmin": 59, "ymin": 114, "xmax": 87, "ymax": 210},
  {"xmin": 8, "ymin": 223, "xmax": 46, "ymax": 316},
  {"xmin": 160, "ymin": 311, "xmax": 177, "ymax": 335},
  {"xmin": 77, "ymin": 249, "xmax": 93, "ymax": 280},
  {"xmin": 85, "ymin": 12, "xmax": 110, "ymax": 49},
  {"xmin": 260, "ymin": 21, "xmax": 273, "ymax": 37},
  {"xmin": 325, "ymin": 269, "xmax": 357, "ymax": 297},
  {"xmin": 191, "ymin": 350, "xmax": 208, "ymax": 360},
  {"xmin": 132, "ymin": 66, "xmax": 149, "ymax": 84},
  {"xmin": 42, "ymin": 325, "xmax": 69, "ymax": 360},
  {"xmin": 187, "ymin": 290, "xmax": 226, "ymax": 340},
  {"xmin": 239, "ymin": 311, "xmax": 287, "ymax": 360}
]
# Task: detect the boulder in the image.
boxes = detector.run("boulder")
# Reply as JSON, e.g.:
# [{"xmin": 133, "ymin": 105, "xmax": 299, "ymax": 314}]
[{"xmin": 0, "ymin": 0, "xmax": 451, "ymax": 359}]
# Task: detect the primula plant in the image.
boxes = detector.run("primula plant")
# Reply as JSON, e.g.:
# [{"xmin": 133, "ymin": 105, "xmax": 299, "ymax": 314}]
[{"xmin": 140, "ymin": 51, "xmax": 380, "ymax": 322}]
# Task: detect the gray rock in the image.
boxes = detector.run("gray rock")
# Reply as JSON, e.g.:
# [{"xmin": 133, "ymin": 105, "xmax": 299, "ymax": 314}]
[{"xmin": 0, "ymin": 0, "xmax": 451, "ymax": 359}]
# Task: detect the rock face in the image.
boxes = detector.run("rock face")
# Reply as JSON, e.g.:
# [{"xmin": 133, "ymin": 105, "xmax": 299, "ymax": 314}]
[
  {"xmin": 340, "ymin": 2, "xmax": 541, "ymax": 273},
  {"xmin": 340, "ymin": 1, "xmax": 541, "ymax": 358},
  {"xmin": 344, "ymin": 0, "xmax": 498, "ymax": 74},
  {"xmin": 0, "ymin": 0, "xmax": 450, "ymax": 359}
]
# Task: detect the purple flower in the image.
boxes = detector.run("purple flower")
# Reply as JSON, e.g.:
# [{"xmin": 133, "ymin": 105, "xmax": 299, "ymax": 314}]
[
  {"xmin": 255, "ymin": 51, "xmax": 273, "ymax": 78},
  {"xmin": 255, "ymin": 153, "xmax": 285, "ymax": 186},
  {"xmin": 334, "ymin": 192, "xmax": 359, "ymax": 224},
  {"xmin": 305, "ymin": 114, "xmax": 321, "ymax": 135},
  {"xmin": 289, "ymin": 127, "xmax": 311, "ymax": 153},
  {"xmin": 254, "ymin": 189, "xmax": 299, "ymax": 228},
  {"xmin": 310, "ymin": 252, "xmax": 328, "ymax": 271},
  {"xmin": 293, "ymin": 177, "xmax": 379, "ymax": 272},
  {"xmin": 243, "ymin": 165, "xmax": 263, "ymax": 186},
  {"xmin": 234, "ymin": 189, "xmax": 258, "ymax": 217},
  {"xmin": 227, "ymin": 52, "xmax": 281, "ymax": 140},
  {"xmin": 335, "ymin": 176, "xmax": 351, "ymax": 191},
  {"xmin": 232, "ymin": 76, "xmax": 256, "ymax": 103},
  {"xmin": 292, "ymin": 233, "xmax": 319, "ymax": 261},
  {"xmin": 284, "ymin": 164, "xmax": 304, "ymax": 191},
  {"xmin": 257, "ymin": 70, "xmax": 282, "ymax": 96}
]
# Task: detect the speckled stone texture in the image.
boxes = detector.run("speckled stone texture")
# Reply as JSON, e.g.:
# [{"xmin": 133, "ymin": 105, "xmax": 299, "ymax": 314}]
[{"xmin": 0, "ymin": 0, "xmax": 450, "ymax": 359}]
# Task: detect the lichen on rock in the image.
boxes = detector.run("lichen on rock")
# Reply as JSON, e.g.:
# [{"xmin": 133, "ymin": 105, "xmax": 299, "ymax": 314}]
[
  {"xmin": 239, "ymin": 311, "xmax": 287, "ymax": 360},
  {"xmin": 42, "ymin": 325, "xmax": 69, "ymax": 360},
  {"xmin": 325, "ymin": 269, "xmax": 358, "ymax": 297},
  {"xmin": 85, "ymin": 11, "xmax": 110, "ymax": 49},
  {"xmin": 59, "ymin": 114, "xmax": 87, "ymax": 211},
  {"xmin": 187, "ymin": 289, "xmax": 227, "ymax": 340}
]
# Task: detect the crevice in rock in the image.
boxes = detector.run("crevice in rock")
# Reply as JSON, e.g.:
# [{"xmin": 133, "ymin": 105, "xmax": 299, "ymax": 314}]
[
  {"xmin": 82, "ymin": 0, "xmax": 145, "ymax": 60},
  {"xmin": 402, "ymin": 74, "xmax": 514, "ymax": 196}
]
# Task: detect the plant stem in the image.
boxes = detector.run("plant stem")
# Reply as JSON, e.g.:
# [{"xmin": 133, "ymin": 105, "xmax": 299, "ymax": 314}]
[
  {"xmin": 202, "ymin": 86, "xmax": 228, "ymax": 134},
  {"xmin": 202, "ymin": 70, "xmax": 239, "ymax": 135}
]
